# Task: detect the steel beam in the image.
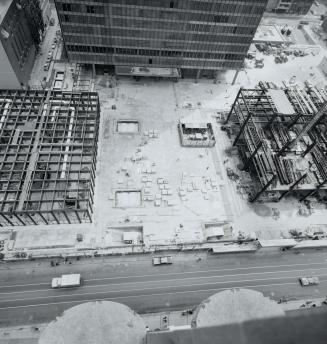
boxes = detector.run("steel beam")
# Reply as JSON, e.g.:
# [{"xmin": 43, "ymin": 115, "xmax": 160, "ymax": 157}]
[
  {"xmin": 63, "ymin": 211, "xmax": 71, "ymax": 224},
  {"xmin": 0, "ymin": 214, "xmax": 14, "ymax": 226},
  {"xmin": 301, "ymin": 141, "xmax": 316, "ymax": 157},
  {"xmin": 38, "ymin": 211, "xmax": 48, "ymax": 225},
  {"xmin": 300, "ymin": 179, "xmax": 327, "ymax": 202},
  {"xmin": 75, "ymin": 210, "xmax": 81, "ymax": 224},
  {"xmin": 225, "ymin": 88, "xmax": 242, "ymax": 124},
  {"xmin": 26, "ymin": 213, "xmax": 37, "ymax": 225},
  {"xmin": 250, "ymin": 175, "xmax": 276, "ymax": 203},
  {"xmin": 243, "ymin": 141, "xmax": 263, "ymax": 171},
  {"xmin": 278, "ymin": 174, "xmax": 308, "ymax": 201},
  {"xmin": 51, "ymin": 211, "xmax": 60, "ymax": 224},
  {"xmin": 233, "ymin": 112, "xmax": 252, "ymax": 146}
]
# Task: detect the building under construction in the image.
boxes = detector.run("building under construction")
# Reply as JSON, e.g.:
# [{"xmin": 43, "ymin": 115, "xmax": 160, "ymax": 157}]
[
  {"xmin": 0, "ymin": 89, "xmax": 99, "ymax": 226},
  {"xmin": 226, "ymin": 84, "xmax": 327, "ymax": 202}
]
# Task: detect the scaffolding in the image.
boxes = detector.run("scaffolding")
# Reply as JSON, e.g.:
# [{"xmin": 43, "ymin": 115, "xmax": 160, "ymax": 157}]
[
  {"xmin": 226, "ymin": 85, "xmax": 327, "ymax": 202},
  {"xmin": 0, "ymin": 89, "xmax": 100, "ymax": 226}
]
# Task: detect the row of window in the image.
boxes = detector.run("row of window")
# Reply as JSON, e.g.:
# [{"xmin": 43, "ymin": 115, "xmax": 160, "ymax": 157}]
[
  {"xmin": 111, "ymin": 17, "xmax": 256, "ymax": 35},
  {"xmin": 67, "ymin": 52, "xmax": 244, "ymax": 69},
  {"xmin": 61, "ymin": 26, "xmax": 253, "ymax": 46},
  {"xmin": 59, "ymin": 12, "xmax": 261, "ymax": 27},
  {"xmin": 66, "ymin": 44, "xmax": 244, "ymax": 61},
  {"xmin": 2, "ymin": 6, "xmax": 33, "ymax": 69},
  {"xmin": 64, "ymin": 34, "xmax": 250, "ymax": 54},
  {"xmin": 64, "ymin": 33, "xmax": 249, "ymax": 52},
  {"xmin": 57, "ymin": 1, "xmax": 265, "ymax": 15},
  {"xmin": 59, "ymin": 11, "xmax": 261, "ymax": 27}
]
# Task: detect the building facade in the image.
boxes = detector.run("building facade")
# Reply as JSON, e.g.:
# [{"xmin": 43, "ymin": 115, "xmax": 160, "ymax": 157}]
[
  {"xmin": 266, "ymin": 0, "xmax": 314, "ymax": 15},
  {"xmin": 39, "ymin": 0, "xmax": 52, "ymax": 26},
  {"xmin": 55, "ymin": 0, "xmax": 267, "ymax": 78},
  {"xmin": 0, "ymin": 0, "xmax": 36, "ymax": 88}
]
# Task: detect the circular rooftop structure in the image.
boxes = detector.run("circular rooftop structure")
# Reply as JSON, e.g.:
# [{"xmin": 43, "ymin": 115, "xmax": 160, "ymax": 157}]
[
  {"xmin": 193, "ymin": 288, "xmax": 285, "ymax": 328},
  {"xmin": 39, "ymin": 301, "xmax": 146, "ymax": 344}
]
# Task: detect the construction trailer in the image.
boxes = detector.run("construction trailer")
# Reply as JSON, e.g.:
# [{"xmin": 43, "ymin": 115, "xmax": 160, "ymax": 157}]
[
  {"xmin": 226, "ymin": 85, "xmax": 327, "ymax": 202},
  {"xmin": 0, "ymin": 89, "xmax": 100, "ymax": 226}
]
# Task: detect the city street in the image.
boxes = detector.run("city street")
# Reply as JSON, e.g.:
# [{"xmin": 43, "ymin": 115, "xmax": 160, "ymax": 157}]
[
  {"xmin": 0, "ymin": 250, "xmax": 326, "ymax": 326},
  {"xmin": 29, "ymin": 9, "xmax": 59, "ymax": 88}
]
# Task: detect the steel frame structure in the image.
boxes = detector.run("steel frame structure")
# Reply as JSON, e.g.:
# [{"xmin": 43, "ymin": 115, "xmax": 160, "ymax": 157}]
[
  {"xmin": 0, "ymin": 89, "xmax": 99, "ymax": 226},
  {"xmin": 226, "ymin": 86, "xmax": 327, "ymax": 202}
]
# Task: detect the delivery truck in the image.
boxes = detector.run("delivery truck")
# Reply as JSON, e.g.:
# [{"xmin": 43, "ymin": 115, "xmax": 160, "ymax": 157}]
[{"xmin": 51, "ymin": 274, "xmax": 81, "ymax": 288}]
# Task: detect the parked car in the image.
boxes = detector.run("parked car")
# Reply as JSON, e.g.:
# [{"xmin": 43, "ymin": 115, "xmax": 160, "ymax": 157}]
[
  {"xmin": 43, "ymin": 63, "xmax": 50, "ymax": 71},
  {"xmin": 299, "ymin": 277, "xmax": 319, "ymax": 286},
  {"xmin": 152, "ymin": 256, "xmax": 173, "ymax": 265}
]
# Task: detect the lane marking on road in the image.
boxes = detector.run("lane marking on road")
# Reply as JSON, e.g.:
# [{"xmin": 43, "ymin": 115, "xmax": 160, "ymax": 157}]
[
  {"xmin": 1, "ymin": 275, "xmax": 326, "ymax": 304},
  {"xmin": 1, "ymin": 260, "xmax": 327, "ymax": 289},
  {"xmin": 1, "ymin": 266, "xmax": 327, "ymax": 295},
  {"xmin": 1, "ymin": 280, "xmax": 325, "ymax": 310}
]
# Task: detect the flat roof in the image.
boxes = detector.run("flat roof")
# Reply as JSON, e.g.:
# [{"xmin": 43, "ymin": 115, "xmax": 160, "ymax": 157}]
[
  {"xmin": 253, "ymin": 24, "xmax": 285, "ymax": 43},
  {"xmin": 267, "ymin": 89, "xmax": 295, "ymax": 115},
  {"xmin": 0, "ymin": 0, "xmax": 13, "ymax": 25}
]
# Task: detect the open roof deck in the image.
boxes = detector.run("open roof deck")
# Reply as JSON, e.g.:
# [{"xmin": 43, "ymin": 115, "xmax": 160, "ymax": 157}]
[
  {"xmin": 226, "ymin": 85, "xmax": 327, "ymax": 202},
  {"xmin": 0, "ymin": 89, "xmax": 100, "ymax": 226}
]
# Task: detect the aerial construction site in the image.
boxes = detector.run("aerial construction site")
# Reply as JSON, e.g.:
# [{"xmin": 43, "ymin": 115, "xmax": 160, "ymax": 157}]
[{"xmin": 226, "ymin": 84, "xmax": 327, "ymax": 203}]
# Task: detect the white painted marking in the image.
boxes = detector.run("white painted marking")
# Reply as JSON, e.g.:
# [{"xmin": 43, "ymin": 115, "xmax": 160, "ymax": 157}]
[
  {"xmin": 1, "ymin": 266, "xmax": 327, "ymax": 296},
  {"xmin": 1, "ymin": 275, "xmax": 326, "ymax": 304},
  {"xmin": 1, "ymin": 261, "xmax": 326, "ymax": 289},
  {"xmin": 2, "ymin": 280, "xmax": 323, "ymax": 310}
]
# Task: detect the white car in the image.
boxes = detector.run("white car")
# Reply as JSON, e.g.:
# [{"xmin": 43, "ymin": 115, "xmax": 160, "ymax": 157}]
[
  {"xmin": 153, "ymin": 256, "xmax": 173, "ymax": 265},
  {"xmin": 299, "ymin": 276, "xmax": 319, "ymax": 286}
]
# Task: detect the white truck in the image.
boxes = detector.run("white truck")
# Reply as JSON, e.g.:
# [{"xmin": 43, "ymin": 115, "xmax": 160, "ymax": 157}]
[{"xmin": 51, "ymin": 274, "xmax": 81, "ymax": 288}]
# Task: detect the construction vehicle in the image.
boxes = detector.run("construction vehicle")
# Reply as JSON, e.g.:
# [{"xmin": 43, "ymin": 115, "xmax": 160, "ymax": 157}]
[{"xmin": 51, "ymin": 274, "xmax": 81, "ymax": 288}]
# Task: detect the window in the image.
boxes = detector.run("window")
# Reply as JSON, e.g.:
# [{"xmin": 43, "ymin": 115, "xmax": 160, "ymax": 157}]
[
  {"xmin": 86, "ymin": 5, "xmax": 95, "ymax": 14},
  {"xmin": 170, "ymin": 1, "xmax": 174, "ymax": 8},
  {"xmin": 149, "ymin": 58, "xmax": 152, "ymax": 65},
  {"xmin": 64, "ymin": 15, "xmax": 70, "ymax": 22},
  {"xmin": 214, "ymin": 15, "xmax": 229, "ymax": 23},
  {"xmin": 62, "ymin": 4, "xmax": 71, "ymax": 12}
]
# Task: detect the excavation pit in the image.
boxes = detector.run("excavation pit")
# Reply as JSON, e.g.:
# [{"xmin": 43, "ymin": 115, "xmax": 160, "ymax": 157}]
[
  {"xmin": 116, "ymin": 120, "xmax": 140, "ymax": 133},
  {"xmin": 115, "ymin": 190, "xmax": 142, "ymax": 207}
]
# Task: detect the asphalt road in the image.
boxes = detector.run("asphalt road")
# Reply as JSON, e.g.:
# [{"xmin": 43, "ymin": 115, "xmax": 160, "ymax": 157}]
[{"xmin": 0, "ymin": 250, "xmax": 327, "ymax": 326}]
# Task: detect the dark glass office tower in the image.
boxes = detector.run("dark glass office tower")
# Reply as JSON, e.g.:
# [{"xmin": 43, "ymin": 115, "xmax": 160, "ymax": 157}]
[{"xmin": 55, "ymin": 0, "xmax": 268, "ymax": 78}]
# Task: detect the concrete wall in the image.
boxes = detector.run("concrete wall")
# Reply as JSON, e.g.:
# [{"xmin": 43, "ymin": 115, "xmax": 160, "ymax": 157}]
[{"xmin": 0, "ymin": 42, "xmax": 20, "ymax": 89}]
